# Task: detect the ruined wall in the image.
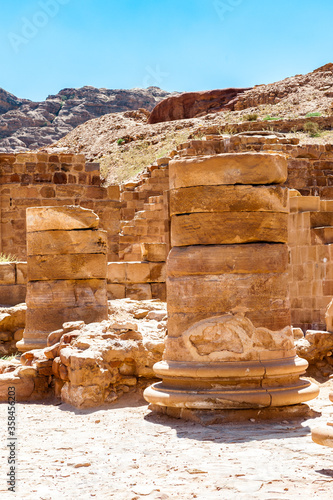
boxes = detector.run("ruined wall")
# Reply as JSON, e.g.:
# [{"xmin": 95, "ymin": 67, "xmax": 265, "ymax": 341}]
[
  {"xmin": 289, "ymin": 194, "xmax": 333, "ymax": 331},
  {"xmin": 0, "ymin": 153, "xmax": 120, "ymax": 261}
]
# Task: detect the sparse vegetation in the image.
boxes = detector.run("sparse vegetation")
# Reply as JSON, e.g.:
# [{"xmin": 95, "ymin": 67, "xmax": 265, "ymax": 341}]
[
  {"xmin": 305, "ymin": 112, "xmax": 322, "ymax": 117},
  {"xmin": 263, "ymin": 115, "xmax": 282, "ymax": 121},
  {"xmin": 117, "ymin": 138, "xmax": 125, "ymax": 145},
  {"xmin": 243, "ymin": 113, "xmax": 258, "ymax": 122},
  {"xmin": 0, "ymin": 354, "xmax": 18, "ymax": 361},
  {"xmin": 0, "ymin": 253, "xmax": 17, "ymax": 263},
  {"xmin": 100, "ymin": 130, "xmax": 189, "ymax": 184},
  {"xmin": 304, "ymin": 121, "xmax": 322, "ymax": 137}
]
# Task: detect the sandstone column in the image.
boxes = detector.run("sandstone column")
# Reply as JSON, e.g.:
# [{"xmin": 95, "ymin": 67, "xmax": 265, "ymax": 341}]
[
  {"xmin": 17, "ymin": 206, "xmax": 108, "ymax": 352},
  {"xmin": 144, "ymin": 152, "xmax": 319, "ymax": 410}
]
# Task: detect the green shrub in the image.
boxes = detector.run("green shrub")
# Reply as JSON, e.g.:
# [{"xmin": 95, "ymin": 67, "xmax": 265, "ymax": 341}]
[
  {"xmin": 117, "ymin": 138, "xmax": 125, "ymax": 145},
  {"xmin": 304, "ymin": 121, "xmax": 321, "ymax": 137}
]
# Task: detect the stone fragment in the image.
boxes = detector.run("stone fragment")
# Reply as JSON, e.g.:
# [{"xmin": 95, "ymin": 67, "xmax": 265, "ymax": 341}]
[
  {"xmin": 26, "ymin": 206, "xmax": 99, "ymax": 232},
  {"xmin": 169, "ymin": 153, "xmax": 288, "ymax": 189},
  {"xmin": 171, "ymin": 212, "xmax": 288, "ymax": 246}
]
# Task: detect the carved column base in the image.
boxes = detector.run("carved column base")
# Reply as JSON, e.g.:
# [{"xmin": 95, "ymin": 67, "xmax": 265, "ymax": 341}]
[{"xmin": 144, "ymin": 358, "xmax": 319, "ymax": 410}]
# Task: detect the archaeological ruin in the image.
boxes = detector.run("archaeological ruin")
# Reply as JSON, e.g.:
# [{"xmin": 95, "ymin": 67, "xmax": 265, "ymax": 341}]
[{"xmin": 1, "ymin": 131, "xmax": 333, "ymax": 431}]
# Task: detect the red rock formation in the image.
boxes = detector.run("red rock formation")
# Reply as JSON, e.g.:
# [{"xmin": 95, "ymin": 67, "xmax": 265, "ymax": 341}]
[{"xmin": 148, "ymin": 88, "xmax": 251, "ymax": 124}]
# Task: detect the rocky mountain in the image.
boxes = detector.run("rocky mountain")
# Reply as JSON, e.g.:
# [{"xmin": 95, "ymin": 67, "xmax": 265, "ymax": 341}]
[{"xmin": 0, "ymin": 86, "xmax": 176, "ymax": 153}]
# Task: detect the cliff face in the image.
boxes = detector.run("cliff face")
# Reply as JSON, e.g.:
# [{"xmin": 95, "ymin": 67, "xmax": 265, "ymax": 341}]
[
  {"xmin": 0, "ymin": 86, "xmax": 176, "ymax": 152},
  {"xmin": 148, "ymin": 88, "xmax": 251, "ymax": 124}
]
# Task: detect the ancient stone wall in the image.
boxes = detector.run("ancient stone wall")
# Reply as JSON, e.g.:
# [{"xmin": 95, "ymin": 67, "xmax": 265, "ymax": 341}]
[
  {"xmin": 0, "ymin": 153, "xmax": 120, "ymax": 261},
  {"xmin": 289, "ymin": 193, "xmax": 333, "ymax": 331}
]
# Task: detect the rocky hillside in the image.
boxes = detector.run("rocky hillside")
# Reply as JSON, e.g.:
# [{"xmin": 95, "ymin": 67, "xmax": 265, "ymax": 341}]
[
  {"xmin": 0, "ymin": 86, "xmax": 176, "ymax": 153},
  {"xmin": 44, "ymin": 64, "xmax": 333, "ymax": 184}
]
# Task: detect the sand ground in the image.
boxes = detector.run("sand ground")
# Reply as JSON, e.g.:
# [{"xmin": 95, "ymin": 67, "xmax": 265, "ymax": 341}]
[{"xmin": 0, "ymin": 380, "xmax": 332, "ymax": 500}]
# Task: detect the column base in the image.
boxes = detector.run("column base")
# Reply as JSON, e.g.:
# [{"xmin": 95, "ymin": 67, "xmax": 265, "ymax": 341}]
[
  {"xmin": 144, "ymin": 358, "xmax": 320, "ymax": 410},
  {"xmin": 16, "ymin": 337, "xmax": 47, "ymax": 353}
]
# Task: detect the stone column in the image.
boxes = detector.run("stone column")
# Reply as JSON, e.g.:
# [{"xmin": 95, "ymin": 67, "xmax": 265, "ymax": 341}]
[
  {"xmin": 144, "ymin": 152, "xmax": 319, "ymax": 411},
  {"xmin": 17, "ymin": 206, "xmax": 108, "ymax": 352}
]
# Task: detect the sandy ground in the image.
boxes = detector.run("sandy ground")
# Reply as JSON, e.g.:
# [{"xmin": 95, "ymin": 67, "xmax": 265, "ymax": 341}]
[{"xmin": 0, "ymin": 380, "xmax": 333, "ymax": 500}]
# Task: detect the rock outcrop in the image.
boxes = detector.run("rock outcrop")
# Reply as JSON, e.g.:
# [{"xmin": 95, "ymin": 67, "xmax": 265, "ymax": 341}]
[
  {"xmin": 0, "ymin": 86, "xmax": 176, "ymax": 152},
  {"xmin": 148, "ymin": 88, "xmax": 251, "ymax": 124}
]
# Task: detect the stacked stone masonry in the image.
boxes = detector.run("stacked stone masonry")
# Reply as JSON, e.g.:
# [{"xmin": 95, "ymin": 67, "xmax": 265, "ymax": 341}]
[
  {"xmin": 0, "ymin": 153, "xmax": 120, "ymax": 262},
  {"xmin": 17, "ymin": 206, "xmax": 108, "ymax": 352}
]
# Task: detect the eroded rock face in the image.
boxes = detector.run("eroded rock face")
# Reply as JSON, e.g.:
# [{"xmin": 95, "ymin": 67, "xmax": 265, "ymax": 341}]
[
  {"xmin": 0, "ymin": 303, "xmax": 26, "ymax": 356},
  {"xmin": 148, "ymin": 88, "xmax": 251, "ymax": 124}
]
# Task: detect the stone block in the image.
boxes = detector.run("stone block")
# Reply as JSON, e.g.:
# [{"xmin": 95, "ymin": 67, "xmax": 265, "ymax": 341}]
[
  {"xmin": 171, "ymin": 212, "xmax": 288, "ymax": 246},
  {"xmin": 126, "ymin": 262, "xmax": 150, "ymax": 283},
  {"xmin": 149, "ymin": 263, "xmax": 166, "ymax": 282},
  {"xmin": 26, "ymin": 280, "xmax": 107, "ymax": 309},
  {"xmin": 141, "ymin": 243, "xmax": 167, "ymax": 262},
  {"xmin": 28, "ymin": 254, "xmax": 107, "ymax": 281},
  {"xmin": 0, "ymin": 263, "xmax": 16, "ymax": 285},
  {"xmin": 125, "ymin": 284, "xmax": 152, "ymax": 300},
  {"xmin": 169, "ymin": 185, "xmax": 289, "ymax": 216},
  {"xmin": 26, "ymin": 206, "xmax": 99, "ymax": 232},
  {"xmin": 16, "ymin": 262, "xmax": 27, "ymax": 284},
  {"xmin": 167, "ymin": 273, "xmax": 289, "ymax": 314},
  {"xmin": 107, "ymin": 284, "xmax": 126, "ymax": 300},
  {"xmin": 107, "ymin": 262, "xmax": 127, "ymax": 283},
  {"xmin": 0, "ymin": 285, "xmax": 26, "ymax": 306},
  {"xmin": 27, "ymin": 229, "xmax": 107, "ymax": 255},
  {"xmin": 168, "ymin": 244, "xmax": 288, "ymax": 277},
  {"xmin": 169, "ymin": 153, "xmax": 287, "ymax": 189}
]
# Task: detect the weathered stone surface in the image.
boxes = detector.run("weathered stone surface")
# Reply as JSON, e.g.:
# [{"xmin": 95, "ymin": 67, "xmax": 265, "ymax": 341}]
[
  {"xmin": 43, "ymin": 298, "xmax": 169, "ymax": 408},
  {"xmin": 169, "ymin": 185, "xmax": 289, "ymax": 216},
  {"xmin": 148, "ymin": 88, "xmax": 251, "ymax": 124},
  {"xmin": 28, "ymin": 254, "xmax": 107, "ymax": 281},
  {"xmin": 0, "ymin": 285, "xmax": 26, "ymax": 307},
  {"xmin": 171, "ymin": 212, "xmax": 288, "ymax": 246},
  {"xmin": 27, "ymin": 229, "xmax": 108, "ymax": 256},
  {"xmin": 168, "ymin": 244, "xmax": 288, "ymax": 276},
  {"xmin": 26, "ymin": 206, "xmax": 99, "ymax": 232},
  {"xmin": 0, "ymin": 368, "xmax": 34, "ymax": 401},
  {"xmin": 141, "ymin": 243, "xmax": 166, "ymax": 262},
  {"xmin": 169, "ymin": 153, "xmax": 288, "ymax": 189},
  {"xmin": 163, "ymin": 315, "xmax": 295, "ymax": 363},
  {"xmin": 25, "ymin": 306, "xmax": 108, "ymax": 335},
  {"xmin": 295, "ymin": 330, "xmax": 333, "ymax": 363},
  {"xmin": 26, "ymin": 280, "xmax": 107, "ymax": 309},
  {"xmin": 0, "ymin": 263, "xmax": 16, "ymax": 284}
]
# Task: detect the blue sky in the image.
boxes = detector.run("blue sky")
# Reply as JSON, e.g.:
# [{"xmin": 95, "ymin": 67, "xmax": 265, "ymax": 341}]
[{"xmin": 1, "ymin": 0, "xmax": 333, "ymax": 101}]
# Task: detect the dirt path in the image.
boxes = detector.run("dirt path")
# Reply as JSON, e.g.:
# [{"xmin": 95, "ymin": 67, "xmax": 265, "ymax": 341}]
[{"xmin": 1, "ymin": 381, "xmax": 333, "ymax": 500}]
